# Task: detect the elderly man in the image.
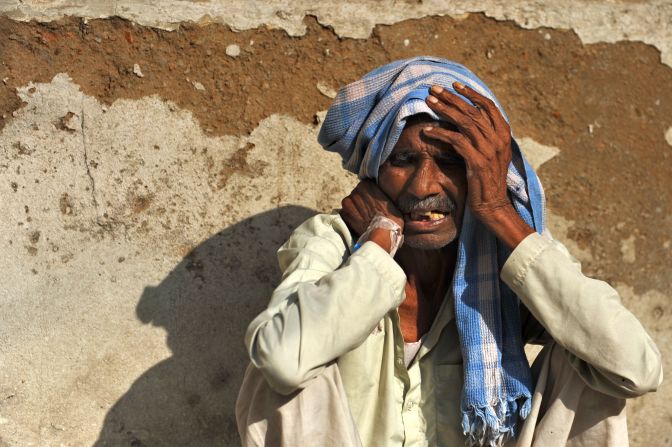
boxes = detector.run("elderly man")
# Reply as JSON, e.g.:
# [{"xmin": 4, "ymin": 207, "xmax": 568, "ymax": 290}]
[{"xmin": 236, "ymin": 57, "xmax": 662, "ymax": 447}]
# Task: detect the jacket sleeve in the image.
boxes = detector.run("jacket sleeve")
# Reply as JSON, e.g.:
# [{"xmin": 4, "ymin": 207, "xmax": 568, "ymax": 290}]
[
  {"xmin": 501, "ymin": 232, "xmax": 663, "ymax": 398},
  {"xmin": 244, "ymin": 213, "xmax": 407, "ymax": 395}
]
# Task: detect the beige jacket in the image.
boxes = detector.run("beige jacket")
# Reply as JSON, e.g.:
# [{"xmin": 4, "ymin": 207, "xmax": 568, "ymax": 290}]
[{"xmin": 238, "ymin": 213, "xmax": 662, "ymax": 446}]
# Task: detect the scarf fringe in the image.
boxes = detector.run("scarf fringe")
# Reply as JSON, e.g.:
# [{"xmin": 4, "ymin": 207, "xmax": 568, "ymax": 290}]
[{"xmin": 461, "ymin": 396, "xmax": 532, "ymax": 447}]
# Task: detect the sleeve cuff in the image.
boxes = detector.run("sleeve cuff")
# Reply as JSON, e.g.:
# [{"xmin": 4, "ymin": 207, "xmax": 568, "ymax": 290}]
[
  {"xmin": 501, "ymin": 232, "xmax": 553, "ymax": 289},
  {"xmin": 353, "ymin": 241, "xmax": 407, "ymax": 300}
]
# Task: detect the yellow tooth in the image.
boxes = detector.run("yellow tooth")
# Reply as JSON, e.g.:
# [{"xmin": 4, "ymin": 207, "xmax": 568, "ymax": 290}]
[{"xmin": 430, "ymin": 212, "xmax": 445, "ymax": 220}]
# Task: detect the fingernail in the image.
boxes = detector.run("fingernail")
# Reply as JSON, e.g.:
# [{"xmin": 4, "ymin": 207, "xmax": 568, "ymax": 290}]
[
  {"xmin": 423, "ymin": 126, "xmax": 434, "ymax": 132},
  {"xmin": 430, "ymin": 85, "xmax": 443, "ymax": 94},
  {"xmin": 453, "ymin": 81, "xmax": 464, "ymax": 89},
  {"xmin": 427, "ymin": 95, "xmax": 438, "ymax": 104}
]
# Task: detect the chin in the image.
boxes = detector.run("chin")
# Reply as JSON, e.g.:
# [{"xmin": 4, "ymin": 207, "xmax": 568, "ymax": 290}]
[{"xmin": 403, "ymin": 230, "xmax": 458, "ymax": 250}]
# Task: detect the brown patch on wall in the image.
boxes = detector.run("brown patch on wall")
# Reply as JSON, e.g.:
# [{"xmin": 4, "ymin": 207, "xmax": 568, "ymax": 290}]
[
  {"xmin": 59, "ymin": 193, "xmax": 74, "ymax": 215},
  {"xmin": 130, "ymin": 193, "xmax": 153, "ymax": 213},
  {"xmin": 210, "ymin": 142, "xmax": 268, "ymax": 190},
  {"xmin": 0, "ymin": 14, "xmax": 671, "ymax": 293}
]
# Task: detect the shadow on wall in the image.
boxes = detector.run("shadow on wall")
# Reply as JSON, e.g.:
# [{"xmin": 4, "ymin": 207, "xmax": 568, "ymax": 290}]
[{"xmin": 94, "ymin": 205, "xmax": 317, "ymax": 447}]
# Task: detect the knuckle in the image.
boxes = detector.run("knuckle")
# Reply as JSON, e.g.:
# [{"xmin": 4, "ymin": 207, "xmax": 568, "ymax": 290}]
[
  {"xmin": 466, "ymin": 111, "xmax": 481, "ymax": 122},
  {"xmin": 491, "ymin": 137, "xmax": 504, "ymax": 149},
  {"xmin": 456, "ymin": 134, "xmax": 471, "ymax": 146},
  {"xmin": 471, "ymin": 158, "xmax": 485, "ymax": 170},
  {"xmin": 457, "ymin": 117, "xmax": 475, "ymax": 129}
]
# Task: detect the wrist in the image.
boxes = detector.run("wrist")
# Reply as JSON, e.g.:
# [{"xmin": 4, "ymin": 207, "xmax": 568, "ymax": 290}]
[
  {"xmin": 478, "ymin": 205, "xmax": 534, "ymax": 250},
  {"xmin": 367, "ymin": 228, "xmax": 394, "ymax": 253},
  {"xmin": 354, "ymin": 214, "xmax": 404, "ymax": 256}
]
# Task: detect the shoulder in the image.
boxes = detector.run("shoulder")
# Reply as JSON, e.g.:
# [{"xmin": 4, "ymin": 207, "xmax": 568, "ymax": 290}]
[{"xmin": 277, "ymin": 212, "xmax": 355, "ymax": 273}]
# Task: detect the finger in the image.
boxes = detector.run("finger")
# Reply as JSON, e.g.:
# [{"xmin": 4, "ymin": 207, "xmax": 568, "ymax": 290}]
[
  {"xmin": 429, "ymin": 85, "xmax": 478, "ymax": 117},
  {"xmin": 423, "ymin": 126, "xmax": 488, "ymax": 200},
  {"xmin": 340, "ymin": 197, "xmax": 366, "ymax": 234},
  {"xmin": 453, "ymin": 87, "xmax": 513, "ymax": 161},
  {"xmin": 429, "ymin": 85, "xmax": 493, "ymax": 135},
  {"xmin": 433, "ymin": 94, "xmax": 498, "ymax": 142},
  {"xmin": 348, "ymin": 190, "xmax": 369, "ymax": 213},
  {"xmin": 359, "ymin": 179, "xmax": 403, "ymax": 215},
  {"xmin": 452, "ymin": 82, "xmax": 509, "ymax": 134},
  {"xmin": 426, "ymin": 94, "xmax": 491, "ymax": 148},
  {"xmin": 352, "ymin": 185, "xmax": 382, "ymax": 216},
  {"xmin": 422, "ymin": 126, "xmax": 485, "ymax": 171},
  {"xmin": 340, "ymin": 196, "xmax": 357, "ymax": 218},
  {"xmin": 358, "ymin": 178, "xmax": 386, "ymax": 199}
]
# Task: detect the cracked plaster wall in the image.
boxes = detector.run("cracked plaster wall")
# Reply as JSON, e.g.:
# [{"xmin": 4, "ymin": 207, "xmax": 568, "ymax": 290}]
[
  {"xmin": 1, "ymin": 2, "xmax": 671, "ymax": 446},
  {"xmin": 1, "ymin": 74, "xmax": 357, "ymax": 446},
  {"xmin": 2, "ymin": 72, "xmax": 669, "ymax": 447},
  {"xmin": 1, "ymin": 0, "xmax": 672, "ymax": 67}
]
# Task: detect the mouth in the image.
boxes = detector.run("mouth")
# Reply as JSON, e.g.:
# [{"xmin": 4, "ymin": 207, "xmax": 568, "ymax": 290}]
[
  {"xmin": 404, "ymin": 210, "xmax": 450, "ymax": 230},
  {"xmin": 408, "ymin": 210, "xmax": 447, "ymax": 221}
]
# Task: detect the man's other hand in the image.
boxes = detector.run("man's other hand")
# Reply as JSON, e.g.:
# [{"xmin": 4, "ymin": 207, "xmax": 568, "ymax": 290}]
[{"xmin": 340, "ymin": 180, "xmax": 405, "ymax": 238}]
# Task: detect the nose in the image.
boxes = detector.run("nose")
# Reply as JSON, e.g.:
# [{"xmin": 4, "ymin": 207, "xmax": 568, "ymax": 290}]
[{"xmin": 405, "ymin": 157, "xmax": 443, "ymax": 200}]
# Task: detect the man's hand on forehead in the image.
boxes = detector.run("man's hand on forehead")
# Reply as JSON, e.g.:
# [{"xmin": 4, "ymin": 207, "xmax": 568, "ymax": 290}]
[
  {"xmin": 423, "ymin": 82, "xmax": 534, "ymax": 249},
  {"xmin": 423, "ymin": 82, "xmax": 512, "ymax": 215}
]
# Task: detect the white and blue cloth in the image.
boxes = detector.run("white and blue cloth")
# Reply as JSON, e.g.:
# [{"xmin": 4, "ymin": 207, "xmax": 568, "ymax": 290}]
[{"xmin": 318, "ymin": 57, "xmax": 546, "ymax": 446}]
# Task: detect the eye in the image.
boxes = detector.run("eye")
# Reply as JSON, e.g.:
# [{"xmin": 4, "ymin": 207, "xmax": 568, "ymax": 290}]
[
  {"xmin": 436, "ymin": 153, "xmax": 464, "ymax": 168},
  {"xmin": 388, "ymin": 152, "xmax": 416, "ymax": 167}
]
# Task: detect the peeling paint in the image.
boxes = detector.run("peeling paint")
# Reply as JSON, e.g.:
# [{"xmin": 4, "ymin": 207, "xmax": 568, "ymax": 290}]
[
  {"xmin": 1, "ymin": 1, "xmax": 672, "ymax": 67},
  {"xmin": 1, "ymin": 61, "xmax": 669, "ymax": 444},
  {"xmin": 613, "ymin": 283, "xmax": 671, "ymax": 445},
  {"xmin": 516, "ymin": 137, "xmax": 560, "ymax": 171},
  {"xmin": 620, "ymin": 234, "xmax": 637, "ymax": 263},
  {"xmin": 0, "ymin": 74, "xmax": 356, "ymax": 446},
  {"xmin": 545, "ymin": 210, "xmax": 594, "ymax": 264}
]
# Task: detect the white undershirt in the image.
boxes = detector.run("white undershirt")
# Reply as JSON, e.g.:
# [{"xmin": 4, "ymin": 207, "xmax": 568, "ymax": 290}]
[{"xmin": 403, "ymin": 338, "xmax": 423, "ymax": 367}]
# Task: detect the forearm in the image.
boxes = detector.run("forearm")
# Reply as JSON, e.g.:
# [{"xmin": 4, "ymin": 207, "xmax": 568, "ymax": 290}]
[
  {"xmin": 246, "ymin": 241, "xmax": 406, "ymax": 394},
  {"xmin": 502, "ymin": 233, "xmax": 662, "ymax": 397},
  {"xmin": 480, "ymin": 204, "xmax": 535, "ymax": 250}
]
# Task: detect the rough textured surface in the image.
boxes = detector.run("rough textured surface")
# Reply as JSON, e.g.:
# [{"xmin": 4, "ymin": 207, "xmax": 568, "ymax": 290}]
[
  {"xmin": 1, "ymin": 3, "xmax": 670, "ymax": 446},
  {"xmin": 2, "ymin": 0, "xmax": 671, "ymax": 66},
  {"xmin": 517, "ymin": 137, "xmax": 560, "ymax": 170},
  {"xmin": 0, "ymin": 74, "xmax": 356, "ymax": 446},
  {"xmin": 2, "ymin": 14, "xmax": 670, "ymax": 296}
]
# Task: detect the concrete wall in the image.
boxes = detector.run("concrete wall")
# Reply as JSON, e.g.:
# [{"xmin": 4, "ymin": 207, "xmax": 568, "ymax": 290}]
[{"xmin": 0, "ymin": 1, "xmax": 670, "ymax": 445}]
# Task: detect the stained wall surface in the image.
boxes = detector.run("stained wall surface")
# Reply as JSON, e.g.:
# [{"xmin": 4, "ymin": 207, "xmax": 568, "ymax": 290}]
[{"xmin": 0, "ymin": 1, "xmax": 670, "ymax": 446}]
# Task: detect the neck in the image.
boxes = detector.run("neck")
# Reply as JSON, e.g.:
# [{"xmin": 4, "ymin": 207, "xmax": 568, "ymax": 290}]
[
  {"xmin": 395, "ymin": 242, "xmax": 457, "ymax": 286},
  {"xmin": 395, "ymin": 242, "xmax": 458, "ymax": 342}
]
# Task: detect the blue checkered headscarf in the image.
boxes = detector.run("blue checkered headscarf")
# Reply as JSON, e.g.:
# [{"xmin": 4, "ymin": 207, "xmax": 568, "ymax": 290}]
[{"xmin": 318, "ymin": 57, "xmax": 546, "ymax": 446}]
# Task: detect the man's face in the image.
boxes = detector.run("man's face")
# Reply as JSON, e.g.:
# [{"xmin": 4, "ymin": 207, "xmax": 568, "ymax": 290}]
[{"xmin": 378, "ymin": 115, "xmax": 468, "ymax": 250}]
